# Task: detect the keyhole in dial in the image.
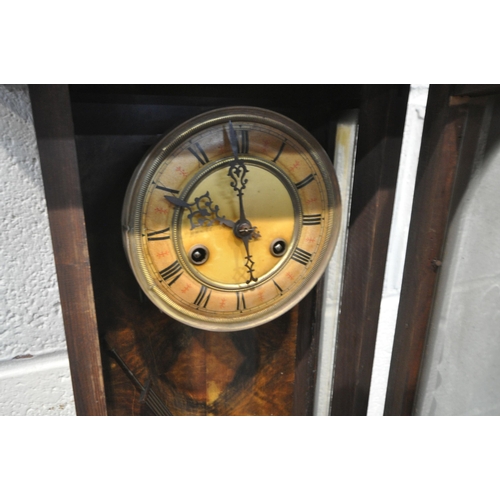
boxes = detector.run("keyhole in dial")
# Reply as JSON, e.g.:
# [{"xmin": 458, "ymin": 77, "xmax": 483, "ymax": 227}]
[
  {"xmin": 189, "ymin": 245, "xmax": 209, "ymax": 265},
  {"xmin": 270, "ymin": 238, "xmax": 287, "ymax": 257}
]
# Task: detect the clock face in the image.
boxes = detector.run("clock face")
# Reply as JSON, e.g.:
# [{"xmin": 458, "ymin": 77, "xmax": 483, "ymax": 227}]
[{"xmin": 122, "ymin": 107, "xmax": 341, "ymax": 331}]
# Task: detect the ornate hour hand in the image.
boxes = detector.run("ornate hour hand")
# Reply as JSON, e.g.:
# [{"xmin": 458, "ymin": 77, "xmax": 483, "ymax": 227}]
[{"xmin": 164, "ymin": 192, "xmax": 235, "ymax": 229}]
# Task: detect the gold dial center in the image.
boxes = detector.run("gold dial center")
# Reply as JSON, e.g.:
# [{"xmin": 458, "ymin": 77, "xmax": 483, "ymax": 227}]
[{"xmin": 177, "ymin": 162, "xmax": 297, "ymax": 287}]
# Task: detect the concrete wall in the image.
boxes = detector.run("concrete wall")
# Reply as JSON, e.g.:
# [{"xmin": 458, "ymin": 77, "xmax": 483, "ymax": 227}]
[{"xmin": 0, "ymin": 84, "xmax": 75, "ymax": 415}]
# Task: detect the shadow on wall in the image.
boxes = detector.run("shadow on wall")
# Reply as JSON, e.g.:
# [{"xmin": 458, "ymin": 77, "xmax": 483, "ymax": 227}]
[{"xmin": 415, "ymin": 95, "xmax": 500, "ymax": 416}]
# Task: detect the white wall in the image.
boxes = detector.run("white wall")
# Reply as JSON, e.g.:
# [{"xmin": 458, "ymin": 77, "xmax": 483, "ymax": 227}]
[
  {"xmin": 415, "ymin": 96, "xmax": 500, "ymax": 415},
  {"xmin": 0, "ymin": 84, "xmax": 75, "ymax": 415}
]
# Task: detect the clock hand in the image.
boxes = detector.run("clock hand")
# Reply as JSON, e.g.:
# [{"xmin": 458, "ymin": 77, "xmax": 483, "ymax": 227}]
[
  {"xmin": 228, "ymin": 121, "xmax": 260, "ymax": 282},
  {"xmin": 164, "ymin": 193, "xmax": 235, "ymax": 229},
  {"xmin": 227, "ymin": 121, "xmax": 249, "ymax": 223},
  {"xmin": 164, "ymin": 194, "xmax": 190, "ymax": 209},
  {"xmin": 240, "ymin": 232, "xmax": 258, "ymax": 284}
]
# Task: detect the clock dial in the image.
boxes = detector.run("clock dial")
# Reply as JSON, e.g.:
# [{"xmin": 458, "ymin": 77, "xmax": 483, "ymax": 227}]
[{"xmin": 122, "ymin": 107, "xmax": 341, "ymax": 331}]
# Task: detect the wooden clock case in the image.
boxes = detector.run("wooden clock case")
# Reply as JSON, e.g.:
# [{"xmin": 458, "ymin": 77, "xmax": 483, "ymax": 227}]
[{"xmin": 30, "ymin": 84, "xmax": 411, "ymax": 415}]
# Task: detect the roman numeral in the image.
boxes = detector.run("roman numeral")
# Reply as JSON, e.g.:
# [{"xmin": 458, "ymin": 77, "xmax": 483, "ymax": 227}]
[
  {"xmin": 291, "ymin": 247, "xmax": 312, "ymax": 266},
  {"xmin": 188, "ymin": 142, "xmax": 209, "ymax": 165},
  {"xmin": 194, "ymin": 285, "xmax": 211, "ymax": 308},
  {"xmin": 237, "ymin": 130, "xmax": 249, "ymax": 154},
  {"xmin": 295, "ymin": 174, "xmax": 315, "ymax": 190},
  {"xmin": 146, "ymin": 227, "xmax": 170, "ymax": 241},
  {"xmin": 303, "ymin": 214, "xmax": 321, "ymax": 226},
  {"xmin": 273, "ymin": 141, "xmax": 286, "ymax": 162},
  {"xmin": 155, "ymin": 185, "xmax": 179, "ymax": 195},
  {"xmin": 236, "ymin": 291, "xmax": 246, "ymax": 311},
  {"xmin": 273, "ymin": 280, "xmax": 283, "ymax": 295},
  {"xmin": 159, "ymin": 261, "xmax": 183, "ymax": 285}
]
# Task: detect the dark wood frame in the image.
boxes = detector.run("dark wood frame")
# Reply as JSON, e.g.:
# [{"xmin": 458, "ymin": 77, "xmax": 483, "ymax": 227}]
[
  {"xmin": 29, "ymin": 85, "xmax": 107, "ymax": 416},
  {"xmin": 330, "ymin": 85, "xmax": 410, "ymax": 415},
  {"xmin": 383, "ymin": 84, "xmax": 500, "ymax": 415},
  {"xmin": 29, "ymin": 84, "xmax": 411, "ymax": 416}
]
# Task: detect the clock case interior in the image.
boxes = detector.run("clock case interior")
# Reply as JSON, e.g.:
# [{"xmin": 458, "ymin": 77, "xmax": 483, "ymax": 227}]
[{"xmin": 31, "ymin": 85, "xmax": 410, "ymax": 415}]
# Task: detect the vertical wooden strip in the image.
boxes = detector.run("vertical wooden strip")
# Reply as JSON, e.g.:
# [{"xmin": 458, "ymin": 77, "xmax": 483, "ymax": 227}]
[
  {"xmin": 383, "ymin": 85, "xmax": 469, "ymax": 416},
  {"xmin": 330, "ymin": 85, "xmax": 410, "ymax": 416},
  {"xmin": 29, "ymin": 85, "xmax": 107, "ymax": 416},
  {"xmin": 292, "ymin": 279, "xmax": 325, "ymax": 415}
]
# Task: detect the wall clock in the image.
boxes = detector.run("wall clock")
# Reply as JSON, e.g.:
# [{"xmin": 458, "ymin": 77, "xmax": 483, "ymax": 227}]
[{"xmin": 122, "ymin": 106, "xmax": 341, "ymax": 332}]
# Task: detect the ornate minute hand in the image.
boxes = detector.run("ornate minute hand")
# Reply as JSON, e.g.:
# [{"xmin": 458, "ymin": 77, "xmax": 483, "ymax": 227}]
[
  {"xmin": 228, "ymin": 120, "xmax": 249, "ymax": 223},
  {"xmin": 228, "ymin": 121, "xmax": 258, "ymax": 283}
]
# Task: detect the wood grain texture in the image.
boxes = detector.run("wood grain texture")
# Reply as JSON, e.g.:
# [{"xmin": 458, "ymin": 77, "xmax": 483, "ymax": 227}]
[
  {"xmin": 96, "ymin": 188, "xmax": 305, "ymax": 415},
  {"xmin": 103, "ymin": 295, "xmax": 298, "ymax": 416},
  {"xmin": 98, "ymin": 235, "xmax": 299, "ymax": 415},
  {"xmin": 293, "ymin": 276, "xmax": 324, "ymax": 415},
  {"xmin": 452, "ymin": 84, "xmax": 500, "ymax": 97},
  {"xmin": 29, "ymin": 84, "xmax": 107, "ymax": 416},
  {"xmin": 330, "ymin": 85, "xmax": 410, "ymax": 416},
  {"xmin": 384, "ymin": 85, "xmax": 470, "ymax": 416}
]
